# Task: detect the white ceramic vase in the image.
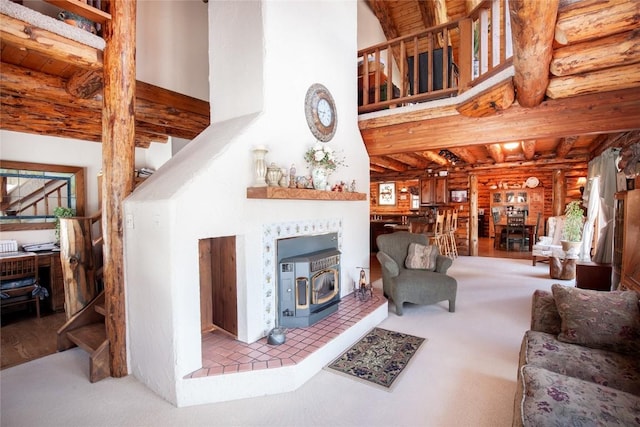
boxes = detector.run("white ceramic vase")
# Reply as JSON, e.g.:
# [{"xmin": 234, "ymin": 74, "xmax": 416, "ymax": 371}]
[
  {"xmin": 311, "ymin": 166, "xmax": 329, "ymax": 190},
  {"xmin": 252, "ymin": 146, "xmax": 268, "ymax": 187}
]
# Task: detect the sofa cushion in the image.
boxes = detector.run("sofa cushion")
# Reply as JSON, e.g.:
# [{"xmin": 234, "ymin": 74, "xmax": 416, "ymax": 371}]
[
  {"xmin": 551, "ymin": 284, "xmax": 640, "ymax": 355},
  {"xmin": 522, "ymin": 331, "xmax": 640, "ymax": 396},
  {"xmin": 518, "ymin": 365, "xmax": 640, "ymax": 427},
  {"xmin": 404, "ymin": 242, "xmax": 438, "ymax": 271},
  {"xmin": 530, "ymin": 290, "xmax": 562, "ymax": 335}
]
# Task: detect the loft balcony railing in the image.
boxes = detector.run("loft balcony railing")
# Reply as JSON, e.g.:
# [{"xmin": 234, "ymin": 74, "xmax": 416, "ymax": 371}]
[{"xmin": 358, "ymin": 0, "xmax": 513, "ymax": 114}]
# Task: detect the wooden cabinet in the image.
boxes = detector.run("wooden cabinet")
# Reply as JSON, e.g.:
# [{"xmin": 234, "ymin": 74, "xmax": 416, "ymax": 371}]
[
  {"xmin": 616, "ymin": 189, "xmax": 640, "ymax": 292},
  {"xmin": 490, "ymin": 188, "xmax": 544, "ymax": 220},
  {"xmin": 420, "ymin": 177, "xmax": 448, "ymax": 205}
]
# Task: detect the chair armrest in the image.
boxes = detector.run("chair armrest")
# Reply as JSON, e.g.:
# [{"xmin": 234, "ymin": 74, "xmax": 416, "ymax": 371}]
[
  {"xmin": 530, "ymin": 290, "xmax": 561, "ymax": 335},
  {"xmin": 435, "ymin": 255, "xmax": 453, "ymax": 273},
  {"xmin": 376, "ymin": 252, "xmax": 399, "ymax": 277}
]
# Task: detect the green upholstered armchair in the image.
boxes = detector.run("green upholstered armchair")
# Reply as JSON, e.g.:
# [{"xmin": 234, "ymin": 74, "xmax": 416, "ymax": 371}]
[{"xmin": 376, "ymin": 231, "xmax": 457, "ymax": 316}]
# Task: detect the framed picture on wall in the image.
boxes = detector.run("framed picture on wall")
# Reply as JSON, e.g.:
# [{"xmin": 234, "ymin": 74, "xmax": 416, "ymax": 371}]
[
  {"xmin": 450, "ymin": 190, "xmax": 468, "ymax": 203},
  {"xmin": 378, "ymin": 182, "xmax": 396, "ymax": 205}
]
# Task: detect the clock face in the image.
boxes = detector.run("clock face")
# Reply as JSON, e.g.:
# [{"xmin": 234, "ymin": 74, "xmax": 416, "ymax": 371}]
[{"xmin": 304, "ymin": 83, "xmax": 337, "ymax": 142}]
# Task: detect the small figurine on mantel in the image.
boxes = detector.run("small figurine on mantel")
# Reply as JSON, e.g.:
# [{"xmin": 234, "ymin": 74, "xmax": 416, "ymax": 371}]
[{"xmin": 289, "ymin": 164, "xmax": 296, "ymax": 188}]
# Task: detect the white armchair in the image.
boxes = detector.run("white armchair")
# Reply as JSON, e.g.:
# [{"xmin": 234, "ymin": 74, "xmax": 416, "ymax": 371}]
[{"xmin": 531, "ymin": 216, "xmax": 566, "ymax": 266}]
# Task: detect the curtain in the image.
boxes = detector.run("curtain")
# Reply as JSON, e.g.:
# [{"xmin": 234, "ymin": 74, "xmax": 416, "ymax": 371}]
[
  {"xmin": 579, "ymin": 176, "xmax": 599, "ymax": 262},
  {"xmin": 587, "ymin": 148, "xmax": 620, "ymax": 264}
]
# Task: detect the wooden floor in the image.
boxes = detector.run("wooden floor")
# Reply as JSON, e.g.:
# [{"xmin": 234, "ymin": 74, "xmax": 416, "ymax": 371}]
[
  {"xmin": 2, "ymin": 237, "xmax": 528, "ymax": 370},
  {"xmin": 1, "ymin": 307, "xmax": 66, "ymax": 370}
]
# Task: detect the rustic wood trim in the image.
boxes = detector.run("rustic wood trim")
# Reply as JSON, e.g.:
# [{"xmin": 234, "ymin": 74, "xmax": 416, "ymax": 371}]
[
  {"xmin": 246, "ymin": 187, "xmax": 367, "ymax": 201},
  {"xmin": 546, "ymin": 63, "xmax": 640, "ymax": 99}
]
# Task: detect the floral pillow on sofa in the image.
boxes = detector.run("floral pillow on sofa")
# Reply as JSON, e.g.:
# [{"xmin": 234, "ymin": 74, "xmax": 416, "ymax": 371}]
[
  {"xmin": 551, "ymin": 284, "xmax": 640, "ymax": 355},
  {"xmin": 405, "ymin": 243, "xmax": 439, "ymax": 271}
]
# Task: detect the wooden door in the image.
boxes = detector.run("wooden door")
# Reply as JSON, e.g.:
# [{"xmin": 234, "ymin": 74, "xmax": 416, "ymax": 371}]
[{"xmin": 199, "ymin": 236, "xmax": 237, "ymax": 336}]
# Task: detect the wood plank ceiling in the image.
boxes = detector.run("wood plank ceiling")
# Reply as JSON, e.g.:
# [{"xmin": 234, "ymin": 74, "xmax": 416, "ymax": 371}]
[
  {"xmin": 0, "ymin": 5, "xmax": 210, "ymax": 148},
  {"xmin": 362, "ymin": 0, "xmax": 640, "ymax": 179}
]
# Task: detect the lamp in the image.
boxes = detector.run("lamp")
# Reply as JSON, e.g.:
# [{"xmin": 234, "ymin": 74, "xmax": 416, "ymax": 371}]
[
  {"xmin": 438, "ymin": 149, "xmax": 460, "ymax": 165},
  {"xmin": 503, "ymin": 142, "xmax": 520, "ymax": 150},
  {"xmin": 400, "ymin": 187, "xmax": 408, "ymax": 193}
]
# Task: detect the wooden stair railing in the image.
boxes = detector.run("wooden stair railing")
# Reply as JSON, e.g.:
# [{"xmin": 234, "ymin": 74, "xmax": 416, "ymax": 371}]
[
  {"xmin": 57, "ymin": 290, "xmax": 109, "ymax": 382},
  {"xmin": 57, "ymin": 211, "xmax": 107, "ymax": 382}
]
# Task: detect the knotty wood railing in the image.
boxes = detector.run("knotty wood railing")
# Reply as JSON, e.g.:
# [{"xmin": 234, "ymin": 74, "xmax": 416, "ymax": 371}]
[{"xmin": 358, "ymin": 0, "xmax": 513, "ymax": 114}]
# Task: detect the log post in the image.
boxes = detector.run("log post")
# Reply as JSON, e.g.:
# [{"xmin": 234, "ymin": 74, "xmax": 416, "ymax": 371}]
[
  {"xmin": 102, "ymin": 0, "xmax": 136, "ymax": 378},
  {"xmin": 469, "ymin": 174, "xmax": 479, "ymax": 256},
  {"xmin": 508, "ymin": 0, "xmax": 559, "ymax": 107},
  {"xmin": 552, "ymin": 169, "xmax": 565, "ymax": 216}
]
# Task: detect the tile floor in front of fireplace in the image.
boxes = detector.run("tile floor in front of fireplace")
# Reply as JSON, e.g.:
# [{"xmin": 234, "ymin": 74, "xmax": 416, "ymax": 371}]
[{"xmin": 186, "ymin": 290, "xmax": 386, "ymax": 379}]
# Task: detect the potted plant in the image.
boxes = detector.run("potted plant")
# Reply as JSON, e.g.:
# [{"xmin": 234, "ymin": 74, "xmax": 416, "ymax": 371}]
[
  {"xmin": 561, "ymin": 200, "xmax": 585, "ymax": 255},
  {"xmin": 54, "ymin": 206, "xmax": 75, "ymax": 243}
]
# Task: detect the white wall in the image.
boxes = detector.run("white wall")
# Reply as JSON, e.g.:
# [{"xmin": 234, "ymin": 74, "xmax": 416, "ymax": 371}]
[{"xmin": 124, "ymin": 0, "xmax": 370, "ymax": 406}]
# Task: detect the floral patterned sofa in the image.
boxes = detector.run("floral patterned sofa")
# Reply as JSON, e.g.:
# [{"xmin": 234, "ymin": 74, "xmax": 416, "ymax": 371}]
[{"xmin": 513, "ymin": 285, "xmax": 640, "ymax": 426}]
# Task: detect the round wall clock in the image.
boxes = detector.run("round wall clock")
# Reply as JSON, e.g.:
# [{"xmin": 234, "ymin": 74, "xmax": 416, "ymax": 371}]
[{"xmin": 304, "ymin": 83, "xmax": 337, "ymax": 142}]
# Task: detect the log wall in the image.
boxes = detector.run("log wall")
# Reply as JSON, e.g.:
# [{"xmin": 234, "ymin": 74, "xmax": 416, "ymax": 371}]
[{"xmin": 370, "ymin": 163, "xmax": 588, "ymax": 255}]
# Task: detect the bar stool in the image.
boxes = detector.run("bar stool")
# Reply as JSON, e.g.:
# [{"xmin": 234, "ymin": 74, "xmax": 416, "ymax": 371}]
[
  {"xmin": 429, "ymin": 211, "xmax": 448, "ymax": 256},
  {"xmin": 447, "ymin": 209, "xmax": 459, "ymax": 258}
]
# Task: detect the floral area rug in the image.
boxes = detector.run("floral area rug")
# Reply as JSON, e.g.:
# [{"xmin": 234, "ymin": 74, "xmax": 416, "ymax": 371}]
[{"xmin": 326, "ymin": 327, "xmax": 426, "ymax": 390}]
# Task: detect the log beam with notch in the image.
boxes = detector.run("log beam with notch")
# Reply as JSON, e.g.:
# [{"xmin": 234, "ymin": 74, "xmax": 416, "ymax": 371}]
[
  {"xmin": 456, "ymin": 78, "xmax": 515, "ymax": 117},
  {"xmin": 509, "ymin": 0, "xmax": 559, "ymax": 107}
]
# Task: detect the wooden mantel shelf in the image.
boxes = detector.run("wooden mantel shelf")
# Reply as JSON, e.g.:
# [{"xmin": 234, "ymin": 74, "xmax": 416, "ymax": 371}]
[{"xmin": 247, "ymin": 187, "xmax": 367, "ymax": 201}]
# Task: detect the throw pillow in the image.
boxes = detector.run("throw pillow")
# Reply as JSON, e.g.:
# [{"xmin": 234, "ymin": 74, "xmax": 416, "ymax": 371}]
[
  {"xmin": 405, "ymin": 243, "xmax": 438, "ymax": 271},
  {"xmin": 551, "ymin": 284, "xmax": 640, "ymax": 355}
]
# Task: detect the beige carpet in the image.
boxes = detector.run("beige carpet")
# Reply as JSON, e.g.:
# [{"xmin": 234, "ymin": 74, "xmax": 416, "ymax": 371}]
[{"xmin": 0, "ymin": 257, "xmax": 568, "ymax": 426}]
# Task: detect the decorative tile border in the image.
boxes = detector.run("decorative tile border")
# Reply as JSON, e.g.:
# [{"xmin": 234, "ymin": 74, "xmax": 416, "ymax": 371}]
[{"xmin": 261, "ymin": 218, "xmax": 343, "ymax": 334}]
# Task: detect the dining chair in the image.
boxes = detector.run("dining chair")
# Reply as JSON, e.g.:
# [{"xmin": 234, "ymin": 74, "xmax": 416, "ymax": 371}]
[{"xmin": 505, "ymin": 213, "xmax": 527, "ymax": 251}]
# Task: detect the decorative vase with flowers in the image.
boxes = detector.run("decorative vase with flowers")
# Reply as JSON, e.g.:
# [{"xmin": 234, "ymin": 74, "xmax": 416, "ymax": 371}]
[{"xmin": 304, "ymin": 143, "xmax": 344, "ymax": 190}]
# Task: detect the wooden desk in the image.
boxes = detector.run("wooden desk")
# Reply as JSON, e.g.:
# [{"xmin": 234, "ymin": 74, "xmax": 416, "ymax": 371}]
[
  {"xmin": 494, "ymin": 220, "xmax": 538, "ymax": 251},
  {"xmin": 35, "ymin": 252, "xmax": 65, "ymax": 312}
]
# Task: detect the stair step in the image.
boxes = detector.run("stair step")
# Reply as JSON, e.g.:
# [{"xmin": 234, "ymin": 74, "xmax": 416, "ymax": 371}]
[
  {"xmin": 66, "ymin": 322, "xmax": 106, "ymax": 354},
  {"xmin": 95, "ymin": 302, "xmax": 106, "ymax": 316}
]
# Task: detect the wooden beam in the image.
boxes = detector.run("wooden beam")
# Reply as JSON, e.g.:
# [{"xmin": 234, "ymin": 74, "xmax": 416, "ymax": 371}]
[
  {"xmin": 509, "ymin": 0, "xmax": 559, "ymax": 107},
  {"xmin": 417, "ymin": 0, "xmax": 437, "ymax": 29},
  {"xmin": 469, "ymin": 174, "xmax": 478, "ymax": 256},
  {"xmin": 459, "ymin": 155, "xmax": 588, "ymax": 172},
  {"xmin": 551, "ymin": 29, "xmax": 640, "ymax": 77},
  {"xmin": 449, "ymin": 147, "xmax": 477, "ymax": 164},
  {"xmin": 418, "ymin": 150, "xmax": 449, "ymax": 166},
  {"xmin": 546, "ymin": 63, "xmax": 640, "ymax": 99},
  {"xmin": 0, "ymin": 94, "xmax": 167, "ymax": 146},
  {"xmin": 486, "ymin": 143, "xmax": 505, "ymax": 163},
  {"xmin": 102, "ymin": 0, "xmax": 136, "ymax": 379},
  {"xmin": 66, "ymin": 69, "xmax": 104, "ymax": 99},
  {"xmin": 0, "ymin": 14, "xmax": 103, "ymax": 71},
  {"xmin": 555, "ymin": 0, "xmax": 640, "ymax": 46},
  {"xmin": 521, "ymin": 140, "xmax": 536, "ymax": 160},
  {"xmin": 367, "ymin": 0, "xmax": 399, "ymax": 40},
  {"xmin": 556, "ymin": 136, "xmax": 578, "ymax": 158},
  {"xmin": 387, "ymin": 153, "xmax": 431, "ymax": 169},
  {"xmin": 0, "ymin": 62, "xmax": 209, "ymax": 140},
  {"xmin": 361, "ymin": 88, "xmax": 640, "ymax": 156},
  {"xmin": 456, "ymin": 78, "xmax": 515, "ymax": 117},
  {"xmin": 369, "ymin": 156, "xmax": 409, "ymax": 172}
]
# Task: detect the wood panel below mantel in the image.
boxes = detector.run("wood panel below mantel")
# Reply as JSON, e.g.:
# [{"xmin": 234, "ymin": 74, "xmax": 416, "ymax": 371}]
[{"xmin": 246, "ymin": 187, "xmax": 367, "ymax": 201}]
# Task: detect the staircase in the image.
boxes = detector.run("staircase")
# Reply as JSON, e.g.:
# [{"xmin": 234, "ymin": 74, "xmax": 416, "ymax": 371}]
[
  {"xmin": 57, "ymin": 291, "xmax": 109, "ymax": 382},
  {"xmin": 56, "ymin": 212, "xmax": 108, "ymax": 382}
]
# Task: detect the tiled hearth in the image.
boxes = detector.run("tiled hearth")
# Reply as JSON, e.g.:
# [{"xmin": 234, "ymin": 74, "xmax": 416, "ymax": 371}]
[{"xmin": 186, "ymin": 290, "xmax": 387, "ymax": 379}]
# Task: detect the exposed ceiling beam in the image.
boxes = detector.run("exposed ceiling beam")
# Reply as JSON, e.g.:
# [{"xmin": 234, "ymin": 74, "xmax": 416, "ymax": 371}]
[{"xmin": 361, "ymin": 88, "xmax": 640, "ymax": 157}]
